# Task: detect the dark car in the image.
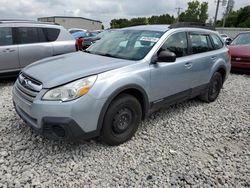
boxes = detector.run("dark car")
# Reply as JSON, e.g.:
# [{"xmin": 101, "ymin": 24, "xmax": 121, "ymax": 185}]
[{"xmin": 228, "ymin": 32, "xmax": 250, "ymax": 72}]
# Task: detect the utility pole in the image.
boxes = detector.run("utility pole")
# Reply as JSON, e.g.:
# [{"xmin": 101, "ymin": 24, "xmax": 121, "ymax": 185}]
[
  {"xmin": 214, "ymin": 0, "xmax": 221, "ymax": 26},
  {"xmin": 223, "ymin": 0, "xmax": 234, "ymax": 27},
  {"xmin": 176, "ymin": 7, "xmax": 183, "ymax": 23}
]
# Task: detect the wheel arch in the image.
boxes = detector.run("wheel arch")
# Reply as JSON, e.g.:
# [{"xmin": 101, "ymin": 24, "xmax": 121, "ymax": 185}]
[
  {"xmin": 215, "ymin": 65, "xmax": 227, "ymax": 83},
  {"xmin": 96, "ymin": 84, "xmax": 150, "ymax": 135}
]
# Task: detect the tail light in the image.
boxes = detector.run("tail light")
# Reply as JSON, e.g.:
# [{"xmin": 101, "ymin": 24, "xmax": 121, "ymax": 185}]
[{"xmin": 75, "ymin": 38, "xmax": 84, "ymax": 51}]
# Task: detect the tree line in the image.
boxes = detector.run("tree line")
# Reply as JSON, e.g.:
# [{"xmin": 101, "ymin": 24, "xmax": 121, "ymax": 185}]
[{"xmin": 109, "ymin": 0, "xmax": 250, "ymax": 28}]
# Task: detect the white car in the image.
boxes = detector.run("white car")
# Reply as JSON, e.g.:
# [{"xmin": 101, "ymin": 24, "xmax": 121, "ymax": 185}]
[{"xmin": 220, "ymin": 34, "xmax": 232, "ymax": 45}]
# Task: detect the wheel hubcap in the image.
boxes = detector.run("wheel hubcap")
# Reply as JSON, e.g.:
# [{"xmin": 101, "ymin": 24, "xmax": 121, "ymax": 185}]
[{"xmin": 112, "ymin": 107, "xmax": 133, "ymax": 134}]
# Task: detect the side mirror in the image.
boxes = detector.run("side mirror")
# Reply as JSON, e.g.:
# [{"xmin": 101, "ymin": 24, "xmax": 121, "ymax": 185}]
[
  {"xmin": 156, "ymin": 50, "xmax": 176, "ymax": 63},
  {"xmin": 225, "ymin": 41, "xmax": 231, "ymax": 45}
]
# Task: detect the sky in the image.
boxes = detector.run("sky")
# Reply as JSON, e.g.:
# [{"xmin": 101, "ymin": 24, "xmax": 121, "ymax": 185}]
[{"xmin": 0, "ymin": 0, "xmax": 249, "ymax": 28}]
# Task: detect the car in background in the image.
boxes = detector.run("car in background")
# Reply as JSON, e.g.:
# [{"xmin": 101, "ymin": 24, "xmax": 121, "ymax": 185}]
[
  {"xmin": 13, "ymin": 24, "xmax": 230, "ymax": 145},
  {"xmin": 220, "ymin": 34, "xmax": 232, "ymax": 45},
  {"xmin": 68, "ymin": 28, "xmax": 87, "ymax": 34},
  {"xmin": 228, "ymin": 32, "xmax": 250, "ymax": 72},
  {"xmin": 71, "ymin": 31, "xmax": 99, "ymax": 50},
  {"xmin": 82, "ymin": 29, "xmax": 115, "ymax": 49},
  {"xmin": 0, "ymin": 20, "xmax": 77, "ymax": 76}
]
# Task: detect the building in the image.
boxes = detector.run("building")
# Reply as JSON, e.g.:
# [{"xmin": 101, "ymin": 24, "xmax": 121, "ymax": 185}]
[{"xmin": 38, "ymin": 16, "xmax": 102, "ymax": 30}]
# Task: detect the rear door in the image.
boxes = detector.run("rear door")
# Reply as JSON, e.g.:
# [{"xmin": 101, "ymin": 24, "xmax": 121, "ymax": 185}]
[
  {"xmin": 0, "ymin": 27, "xmax": 19, "ymax": 72},
  {"xmin": 187, "ymin": 32, "xmax": 215, "ymax": 89},
  {"xmin": 17, "ymin": 27, "xmax": 53, "ymax": 68}
]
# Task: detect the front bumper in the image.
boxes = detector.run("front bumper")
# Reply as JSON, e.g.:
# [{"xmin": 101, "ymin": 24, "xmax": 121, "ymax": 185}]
[{"xmin": 13, "ymin": 82, "xmax": 106, "ymax": 141}]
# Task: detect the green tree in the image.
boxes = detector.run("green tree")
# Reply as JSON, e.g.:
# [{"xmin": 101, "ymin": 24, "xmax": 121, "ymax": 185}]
[
  {"xmin": 218, "ymin": 5, "xmax": 250, "ymax": 27},
  {"xmin": 148, "ymin": 14, "xmax": 175, "ymax": 24},
  {"xmin": 236, "ymin": 6, "xmax": 250, "ymax": 27},
  {"xmin": 179, "ymin": 0, "xmax": 208, "ymax": 23}
]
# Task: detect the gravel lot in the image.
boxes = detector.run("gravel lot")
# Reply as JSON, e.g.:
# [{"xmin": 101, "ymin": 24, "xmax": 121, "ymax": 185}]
[{"xmin": 0, "ymin": 73, "xmax": 249, "ymax": 187}]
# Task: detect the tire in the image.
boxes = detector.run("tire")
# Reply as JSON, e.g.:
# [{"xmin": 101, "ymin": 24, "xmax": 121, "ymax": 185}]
[
  {"xmin": 101, "ymin": 94, "xmax": 142, "ymax": 146},
  {"xmin": 199, "ymin": 72, "xmax": 223, "ymax": 103}
]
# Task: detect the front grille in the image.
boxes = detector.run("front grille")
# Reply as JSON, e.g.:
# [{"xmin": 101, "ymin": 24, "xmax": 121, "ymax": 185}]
[
  {"xmin": 231, "ymin": 56, "xmax": 250, "ymax": 63},
  {"xmin": 15, "ymin": 73, "xmax": 42, "ymax": 103}
]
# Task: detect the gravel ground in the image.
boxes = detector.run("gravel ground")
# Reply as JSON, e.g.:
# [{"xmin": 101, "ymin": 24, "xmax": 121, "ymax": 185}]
[{"xmin": 0, "ymin": 73, "xmax": 249, "ymax": 188}]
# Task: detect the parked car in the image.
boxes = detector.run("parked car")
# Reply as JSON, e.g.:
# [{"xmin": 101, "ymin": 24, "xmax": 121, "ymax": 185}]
[
  {"xmin": 82, "ymin": 29, "xmax": 115, "ymax": 49},
  {"xmin": 228, "ymin": 32, "xmax": 250, "ymax": 72},
  {"xmin": 0, "ymin": 20, "xmax": 77, "ymax": 76},
  {"xmin": 13, "ymin": 24, "xmax": 231, "ymax": 145},
  {"xmin": 220, "ymin": 34, "xmax": 232, "ymax": 45},
  {"xmin": 71, "ymin": 31, "xmax": 98, "ymax": 40},
  {"xmin": 68, "ymin": 28, "xmax": 87, "ymax": 34}
]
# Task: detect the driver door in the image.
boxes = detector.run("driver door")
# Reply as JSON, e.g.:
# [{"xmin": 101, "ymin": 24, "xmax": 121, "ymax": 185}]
[{"xmin": 149, "ymin": 32, "xmax": 192, "ymax": 107}]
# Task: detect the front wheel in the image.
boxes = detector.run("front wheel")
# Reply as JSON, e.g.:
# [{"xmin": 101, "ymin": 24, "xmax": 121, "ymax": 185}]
[
  {"xmin": 101, "ymin": 94, "xmax": 142, "ymax": 146},
  {"xmin": 199, "ymin": 72, "xmax": 223, "ymax": 103}
]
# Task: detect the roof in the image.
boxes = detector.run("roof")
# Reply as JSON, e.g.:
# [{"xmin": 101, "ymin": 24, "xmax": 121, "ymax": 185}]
[
  {"xmin": 121, "ymin": 25, "xmax": 170, "ymax": 32},
  {"xmin": 0, "ymin": 20, "xmax": 60, "ymax": 26},
  {"xmin": 38, "ymin": 16, "xmax": 102, "ymax": 23}
]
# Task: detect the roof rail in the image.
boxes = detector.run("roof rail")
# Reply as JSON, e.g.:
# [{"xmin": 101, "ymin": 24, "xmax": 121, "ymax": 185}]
[
  {"xmin": 169, "ymin": 22, "xmax": 215, "ymax": 31},
  {"xmin": 0, "ymin": 19, "xmax": 59, "ymax": 25}
]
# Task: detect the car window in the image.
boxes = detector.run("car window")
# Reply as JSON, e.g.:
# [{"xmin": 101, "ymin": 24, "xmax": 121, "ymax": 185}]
[
  {"xmin": 43, "ymin": 28, "xmax": 60, "ymax": 42},
  {"xmin": 0, "ymin": 27, "xmax": 13, "ymax": 46},
  {"xmin": 18, "ymin": 27, "xmax": 39, "ymax": 44},
  {"xmin": 211, "ymin": 34, "xmax": 224, "ymax": 49},
  {"xmin": 231, "ymin": 33, "xmax": 250, "ymax": 45},
  {"xmin": 161, "ymin": 32, "xmax": 188, "ymax": 58},
  {"xmin": 190, "ymin": 33, "xmax": 212, "ymax": 54},
  {"xmin": 87, "ymin": 30, "xmax": 163, "ymax": 60},
  {"xmin": 37, "ymin": 28, "xmax": 47, "ymax": 42}
]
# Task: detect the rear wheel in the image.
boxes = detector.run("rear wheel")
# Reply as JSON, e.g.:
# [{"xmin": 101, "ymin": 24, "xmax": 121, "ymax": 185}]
[
  {"xmin": 101, "ymin": 94, "xmax": 142, "ymax": 146},
  {"xmin": 199, "ymin": 72, "xmax": 222, "ymax": 103}
]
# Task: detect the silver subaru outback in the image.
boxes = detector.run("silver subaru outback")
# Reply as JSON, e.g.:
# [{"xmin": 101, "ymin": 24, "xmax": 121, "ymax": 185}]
[
  {"xmin": 13, "ymin": 24, "xmax": 231, "ymax": 145},
  {"xmin": 0, "ymin": 20, "xmax": 76, "ymax": 76}
]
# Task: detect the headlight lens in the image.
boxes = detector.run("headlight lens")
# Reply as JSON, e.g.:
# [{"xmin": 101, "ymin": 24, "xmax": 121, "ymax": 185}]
[{"xmin": 43, "ymin": 75, "xmax": 97, "ymax": 101}]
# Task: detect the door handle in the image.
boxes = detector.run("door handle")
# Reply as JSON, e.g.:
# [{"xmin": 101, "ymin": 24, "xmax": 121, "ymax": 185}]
[
  {"xmin": 211, "ymin": 56, "xmax": 217, "ymax": 60},
  {"xmin": 3, "ymin": 48, "xmax": 15, "ymax": 53},
  {"xmin": 185, "ymin": 62, "xmax": 192, "ymax": 69}
]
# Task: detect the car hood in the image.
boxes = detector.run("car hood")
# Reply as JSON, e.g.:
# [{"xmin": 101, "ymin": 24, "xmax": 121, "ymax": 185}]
[
  {"xmin": 22, "ymin": 52, "xmax": 133, "ymax": 88},
  {"xmin": 228, "ymin": 45, "xmax": 250, "ymax": 57}
]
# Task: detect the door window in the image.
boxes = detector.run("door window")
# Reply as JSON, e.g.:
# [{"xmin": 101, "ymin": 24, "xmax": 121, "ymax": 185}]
[
  {"xmin": 43, "ymin": 28, "xmax": 60, "ymax": 42},
  {"xmin": 161, "ymin": 32, "xmax": 188, "ymax": 58},
  {"xmin": 210, "ymin": 34, "xmax": 224, "ymax": 49},
  {"xmin": 0, "ymin": 27, "xmax": 13, "ymax": 46},
  {"xmin": 189, "ymin": 33, "xmax": 212, "ymax": 54},
  {"xmin": 18, "ymin": 27, "xmax": 39, "ymax": 44}
]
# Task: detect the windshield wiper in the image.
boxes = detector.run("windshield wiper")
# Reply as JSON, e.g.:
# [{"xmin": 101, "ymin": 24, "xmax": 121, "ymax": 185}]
[
  {"xmin": 83, "ymin": 49, "xmax": 92, "ymax": 53},
  {"xmin": 97, "ymin": 53, "xmax": 119, "ymax": 58}
]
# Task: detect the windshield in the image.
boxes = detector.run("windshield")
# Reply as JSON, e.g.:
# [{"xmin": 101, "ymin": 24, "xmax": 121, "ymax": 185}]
[
  {"xmin": 231, "ymin": 33, "xmax": 250, "ymax": 45},
  {"xmin": 86, "ymin": 30, "xmax": 163, "ymax": 60}
]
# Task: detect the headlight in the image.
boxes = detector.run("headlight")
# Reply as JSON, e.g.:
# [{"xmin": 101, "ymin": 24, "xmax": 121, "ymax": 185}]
[{"xmin": 43, "ymin": 75, "xmax": 97, "ymax": 101}]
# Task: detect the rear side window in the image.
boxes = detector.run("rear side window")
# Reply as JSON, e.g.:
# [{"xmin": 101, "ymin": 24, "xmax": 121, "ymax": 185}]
[
  {"xmin": 17, "ymin": 27, "xmax": 60, "ymax": 44},
  {"xmin": 43, "ymin": 28, "xmax": 60, "ymax": 42},
  {"xmin": 161, "ymin": 32, "xmax": 188, "ymax": 58},
  {"xmin": 190, "ymin": 33, "xmax": 212, "ymax": 54},
  {"xmin": 18, "ymin": 27, "xmax": 39, "ymax": 44},
  {"xmin": 210, "ymin": 34, "xmax": 224, "ymax": 49},
  {"xmin": 0, "ymin": 27, "xmax": 13, "ymax": 46}
]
